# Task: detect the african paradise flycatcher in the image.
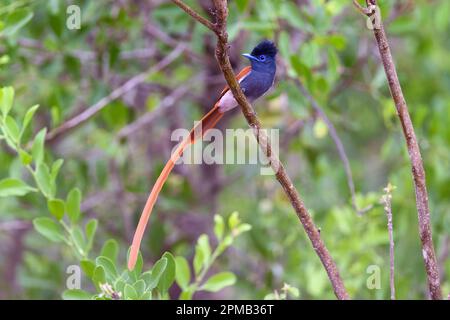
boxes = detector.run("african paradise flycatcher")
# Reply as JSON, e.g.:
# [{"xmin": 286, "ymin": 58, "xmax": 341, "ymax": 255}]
[{"xmin": 128, "ymin": 40, "xmax": 278, "ymax": 270}]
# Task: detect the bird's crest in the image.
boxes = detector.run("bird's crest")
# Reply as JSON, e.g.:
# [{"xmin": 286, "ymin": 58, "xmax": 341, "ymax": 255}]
[{"xmin": 251, "ymin": 40, "xmax": 277, "ymax": 58}]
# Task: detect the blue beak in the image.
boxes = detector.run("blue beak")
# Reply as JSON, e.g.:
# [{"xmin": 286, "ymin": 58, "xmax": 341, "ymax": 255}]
[{"xmin": 242, "ymin": 53, "xmax": 258, "ymax": 62}]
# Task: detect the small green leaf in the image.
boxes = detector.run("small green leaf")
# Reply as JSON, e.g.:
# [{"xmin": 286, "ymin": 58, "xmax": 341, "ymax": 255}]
[
  {"xmin": 0, "ymin": 178, "xmax": 37, "ymax": 197},
  {"xmin": 101, "ymin": 239, "xmax": 119, "ymax": 263},
  {"xmin": 200, "ymin": 272, "xmax": 236, "ymax": 292},
  {"xmin": 0, "ymin": 86, "xmax": 14, "ymax": 116},
  {"xmin": 286, "ymin": 286, "xmax": 300, "ymax": 298},
  {"xmin": 18, "ymin": 149, "xmax": 32, "ymax": 165},
  {"xmin": 85, "ymin": 219, "xmax": 98, "ymax": 251},
  {"xmin": 96, "ymin": 256, "xmax": 118, "ymax": 280},
  {"xmin": 92, "ymin": 265, "xmax": 106, "ymax": 287},
  {"xmin": 235, "ymin": 223, "xmax": 252, "ymax": 235},
  {"xmin": 157, "ymin": 252, "xmax": 176, "ymax": 294},
  {"xmin": 50, "ymin": 159, "xmax": 64, "ymax": 182},
  {"xmin": 80, "ymin": 259, "xmax": 96, "ymax": 278},
  {"xmin": 194, "ymin": 234, "xmax": 210, "ymax": 275},
  {"xmin": 34, "ymin": 163, "xmax": 54, "ymax": 198},
  {"xmin": 72, "ymin": 226, "xmax": 86, "ymax": 256},
  {"xmin": 228, "ymin": 211, "xmax": 240, "ymax": 229},
  {"xmin": 313, "ymin": 119, "xmax": 328, "ymax": 139},
  {"xmin": 33, "ymin": 217, "xmax": 64, "ymax": 242},
  {"xmin": 214, "ymin": 214, "xmax": 224, "ymax": 240},
  {"xmin": 4, "ymin": 115, "xmax": 20, "ymax": 143},
  {"xmin": 133, "ymin": 279, "xmax": 146, "ymax": 297},
  {"xmin": 175, "ymin": 256, "xmax": 190, "ymax": 290},
  {"xmin": 140, "ymin": 291, "xmax": 152, "ymax": 300},
  {"xmin": 62, "ymin": 289, "xmax": 92, "ymax": 300},
  {"xmin": 147, "ymin": 257, "xmax": 167, "ymax": 290},
  {"xmin": 47, "ymin": 198, "xmax": 65, "ymax": 220},
  {"xmin": 124, "ymin": 284, "xmax": 138, "ymax": 300},
  {"xmin": 180, "ymin": 290, "xmax": 193, "ymax": 300},
  {"xmin": 66, "ymin": 188, "xmax": 81, "ymax": 223},
  {"xmin": 31, "ymin": 128, "xmax": 47, "ymax": 166},
  {"xmin": 21, "ymin": 104, "xmax": 39, "ymax": 137}
]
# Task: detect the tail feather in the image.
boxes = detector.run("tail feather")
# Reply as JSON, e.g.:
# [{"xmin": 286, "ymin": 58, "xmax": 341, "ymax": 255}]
[{"xmin": 128, "ymin": 105, "xmax": 224, "ymax": 270}]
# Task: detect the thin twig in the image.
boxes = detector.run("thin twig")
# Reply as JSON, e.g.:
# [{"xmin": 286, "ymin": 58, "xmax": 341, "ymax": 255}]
[
  {"xmin": 293, "ymin": 78, "xmax": 372, "ymax": 215},
  {"xmin": 171, "ymin": 0, "xmax": 217, "ymax": 33},
  {"xmin": 174, "ymin": 0, "xmax": 349, "ymax": 300},
  {"xmin": 46, "ymin": 45, "xmax": 186, "ymax": 142},
  {"xmin": 353, "ymin": 0, "xmax": 442, "ymax": 299},
  {"xmin": 117, "ymin": 84, "xmax": 192, "ymax": 139},
  {"xmin": 381, "ymin": 183, "xmax": 396, "ymax": 300}
]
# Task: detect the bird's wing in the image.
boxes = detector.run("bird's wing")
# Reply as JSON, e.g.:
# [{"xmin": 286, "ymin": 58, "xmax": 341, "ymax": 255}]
[{"xmin": 217, "ymin": 66, "xmax": 251, "ymax": 99}]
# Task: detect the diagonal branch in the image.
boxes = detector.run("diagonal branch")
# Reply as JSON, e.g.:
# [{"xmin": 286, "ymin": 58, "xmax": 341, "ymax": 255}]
[
  {"xmin": 46, "ymin": 44, "xmax": 186, "ymax": 142},
  {"xmin": 353, "ymin": 0, "xmax": 442, "ymax": 299},
  {"xmin": 171, "ymin": 0, "xmax": 217, "ymax": 33},
  {"xmin": 173, "ymin": 0, "xmax": 349, "ymax": 299}
]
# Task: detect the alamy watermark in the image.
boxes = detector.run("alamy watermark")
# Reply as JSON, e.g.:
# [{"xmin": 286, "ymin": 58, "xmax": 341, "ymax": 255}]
[
  {"xmin": 66, "ymin": 5, "xmax": 81, "ymax": 30},
  {"xmin": 170, "ymin": 123, "xmax": 280, "ymax": 176}
]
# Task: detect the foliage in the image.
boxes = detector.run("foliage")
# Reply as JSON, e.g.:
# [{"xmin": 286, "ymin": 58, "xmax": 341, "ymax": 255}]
[{"xmin": 0, "ymin": 0, "xmax": 449, "ymax": 299}]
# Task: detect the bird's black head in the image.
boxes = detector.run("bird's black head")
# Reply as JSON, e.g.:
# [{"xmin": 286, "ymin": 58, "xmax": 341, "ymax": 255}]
[{"xmin": 242, "ymin": 40, "xmax": 277, "ymax": 73}]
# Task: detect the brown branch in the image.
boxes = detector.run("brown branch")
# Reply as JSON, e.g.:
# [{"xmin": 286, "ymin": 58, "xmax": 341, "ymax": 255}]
[
  {"xmin": 173, "ymin": 0, "xmax": 349, "ymax": 300},
  {"xmin": 353, "ymin": 0, "xmax": 442, "ymax": 299},
  {"xmin": 116, "ymin": 84, "xmax": 192, "ymax": 139},
  {"xmin": 381, "ymin": 183, "xmax": 396, "ymax": 299},
  {"xmin": 171, "ymin": 0, "xmax": 217, "ymax": 33},
  {"xmin": 45, "ymin": 44, "xmax": 186, "ymax": 142}
]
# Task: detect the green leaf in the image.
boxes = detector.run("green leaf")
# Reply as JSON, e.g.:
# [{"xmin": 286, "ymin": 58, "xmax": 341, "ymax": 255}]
[
  {"xmin": 200, "ymin": 272, "xmax": 236, "ymax": 292},
  {"xmin": 18, "ymin": 149, "xmax": 32, "ymax": 165},
  {"xmin": 21, "ymin": 104, "xmax": 39, "ymax": 137},
  {"xmin": 213, "ymin": 214, "xmax": 224, "ymax": 240},
  {"xmin": 33, "ymin": 217, "xmax": 64, "ymax": 242},
  {"xmin": 72, "ymin": 226, "xmax": 86, "ymax": 256},
  {"xmin": 228, "ymin": 211, "xmax": 240, "ymax": 229},
  {"xmin": 235, "ymin": 223, "xmax": 252, "ymax": 235},
  {"xmin": 66, "ymin": 188, "xmax": 81, "ymax": 223},
  {"xmin": 124, "ymin": 284, "xmax": 138, "ymax": 300},
  {"xmin": 34, "ymin": 163, "xmax": 54, "ymax": 198},
  {"xmin": 1, "ymin": 9, "xmax": 34, "ymax": 37},
  {"xmin": 4, "ymin": 115, "xmax": 20, "ymax": 143},
  {"xmin": 50, "ymin": 159, "xmax": 64, "ymax": 182},
  {"xmin": 133, "ymin": 279, "xmax": 146, "ymax": 297},
  {"xmin": 85, "ymin": 219, "xmax": 98, "ymax": 252},
  {"xmin": 47, "ymin": 198, "xmax": 65, "ymax": 220},
  {"xmin": 175, "ymin": 256, "xmax": 190, "ymax": 290},
  {"xmin": 92, "ymin": 265, "xmax": 106, "ymax": 287},
  {"xmin": 96, "ymin": 256, "xmax": 118, "ymax": 280},
  {"xmin": 194, "ymin": 234, "xmax": 210, "ymax": 275},
  {"xmin": 157, "ymin": 252, "xmax": 176, "ymax": 294},
  {"xmin": 0, "ymin": 178, "xmax": 37, "ymax": 197},
  {"xmin": 140, "ymin": 291, "xmax": 152, "ymax": 300},
  {"xmin": 147, "ymin": 257, "xmax": 167, "ymax": 290},
  {"xmin": 80, "ymin": 259, "xmax": 96, "ymax": 278},
  {"xmin": 0, "ymin": 86, "xmax": 14, "ymax": 117},
  {"xmin": 180, "ymin": 290, "xmax": 193, "ymax": 300},
  {"xmin": 31, "ymin": 128, "xmax": 47, "ymax": 166},
  {"xmin": 101, "ymin": 239, "xmax": 119, "ymax": 263},
  {"xmin": 62, "ymin": 289, "xmax": 92, "ymax": 300},
  {"xmin": 313, "ymin": 119, "xmax": 328, "ymax": 139}
]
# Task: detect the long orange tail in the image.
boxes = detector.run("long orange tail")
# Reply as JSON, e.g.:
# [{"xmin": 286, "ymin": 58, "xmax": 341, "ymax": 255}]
[{"xmin": 128, "ymin": 105, "xmax": 224, "ymax": 270}]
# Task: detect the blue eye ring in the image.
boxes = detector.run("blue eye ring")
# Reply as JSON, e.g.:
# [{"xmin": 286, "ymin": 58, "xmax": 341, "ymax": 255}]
[{"xmin": 259, "ymin": 55, "xmax": 266, "ymax": 61}]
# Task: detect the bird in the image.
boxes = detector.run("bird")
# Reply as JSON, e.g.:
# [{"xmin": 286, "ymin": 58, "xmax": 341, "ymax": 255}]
[{"xmin": 128, "ymin": 40, "xmax": 278, "ymax": 270}]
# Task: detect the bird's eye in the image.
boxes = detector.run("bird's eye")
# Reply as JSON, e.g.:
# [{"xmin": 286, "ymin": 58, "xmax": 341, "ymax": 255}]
[{"xmin": 259, "ymin": 55, "xmax": 266, "ymax": 61}]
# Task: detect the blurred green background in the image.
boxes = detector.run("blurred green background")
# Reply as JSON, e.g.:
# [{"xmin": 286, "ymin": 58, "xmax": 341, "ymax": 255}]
[{"xmin": 0, "ymin": 0, "xmax": 449, "ymax": 299}]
